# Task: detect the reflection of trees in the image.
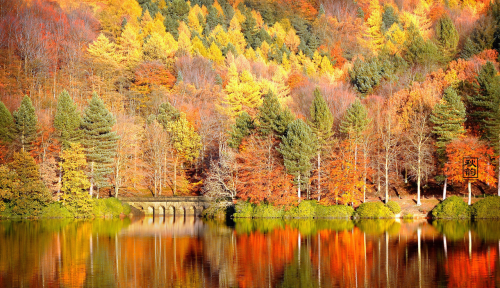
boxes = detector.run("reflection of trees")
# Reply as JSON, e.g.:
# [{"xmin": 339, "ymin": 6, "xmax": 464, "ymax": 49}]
[
  {"xmin": 433, "ymin": 220, "xmax": 470, "ymax": 241},
  {"xmin": 3, "ymin": 219, "xmax": 500, "ymax": 287}
]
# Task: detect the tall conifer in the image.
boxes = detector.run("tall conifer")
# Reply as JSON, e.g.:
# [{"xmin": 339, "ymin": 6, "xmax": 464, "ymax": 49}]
[
  {"xmin": 430, "ymin": 87, "xmax": 466, "ymax": 156},
  {"xmin": 54, "ymin": 90, "xmax": 81, "ymax": 148},
  {"xmin": 308, "ymin": 88, "xmax": 334, "ymax": 200},
  {"xmin": 0, "ymin": 101, "xmax": 14, "ymax": 143},
  {"xmin": 81, "ymin": 93, "xmax": 119, "ymax": 196},
  {"xmin": 278, "ymin": 119, "xmax": 316, "ymax": 201},
  {"xmin": 13, "ymin": 95, "xmax": 37, "ymax": 152},
  {"xmin": 430, "ymin": 87, "xmax": 466, "ymax": 199},
  {"xmin": 468, "ymin": 62, "xmax": 500, "ymax": 196}
]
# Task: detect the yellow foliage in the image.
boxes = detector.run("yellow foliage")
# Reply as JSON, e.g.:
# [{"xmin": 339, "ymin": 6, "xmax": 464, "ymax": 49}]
[
  {"xmin": 208, "ymin": 42, "xmax": 224, "ymax": 65},
  {"xmin": 188, "ymin": 5, "xmax": 204, "ymax": 34},
  {"xmin": 178, "ymin": 31, "xmax": 192, "ymax": 55},
  {"xmin": 191, "ymin": 36, "xmax": 208, "ymax": 57},
  {"xmin": 143, "ymin": 32, "xmax": 178, "ymax": 62},
  {"xmin": 284, "ymin": 28, "xmax": 300, "ymax": 53},
  {"xmin": 268, "ymin": 22, "xmax": 286, "ymax": 47},
  {"xmin": 119, "ymin": 23, "xmax": 142, "ymax": 70},
  {"xmin": 359, "ymin": 0, "xmax": 384, "ymax": 54}
]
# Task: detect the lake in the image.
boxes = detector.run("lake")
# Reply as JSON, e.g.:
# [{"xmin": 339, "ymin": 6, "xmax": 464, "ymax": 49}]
[{"xmin": 0, "ymin": 217, "xmax": 499, "ymax": 287}]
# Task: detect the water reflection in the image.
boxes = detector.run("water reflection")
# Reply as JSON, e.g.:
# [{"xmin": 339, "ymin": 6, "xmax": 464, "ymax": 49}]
[{"xmin": 0, "ymin": 217, "xmax": 500, "ymax": 287}]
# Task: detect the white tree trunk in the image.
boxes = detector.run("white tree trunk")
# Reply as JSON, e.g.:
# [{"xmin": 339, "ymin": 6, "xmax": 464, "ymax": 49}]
[
  {"xmin": 443, "ymin": 177, "xmax": 447, "ymax": 200},
  {"xmin": 297, "ymin": 174, "xmax": 301, "ymax": 201},
  {"xmin": 468, "ymin": 181, "xmax": 472, "ymax": 206}
]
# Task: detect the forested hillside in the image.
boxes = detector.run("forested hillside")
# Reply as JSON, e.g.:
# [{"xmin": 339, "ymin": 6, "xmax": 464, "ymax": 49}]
[{"xmin": 0, "ymin": 0, "xmax": 500, "ymax": 215}]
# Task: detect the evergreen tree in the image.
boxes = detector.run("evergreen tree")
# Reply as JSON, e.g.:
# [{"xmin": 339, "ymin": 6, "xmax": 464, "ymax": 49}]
[
  {"xmin": 54, "ymin": 90, "xmax": 81, "ymax": 148},
  {"xmin": 278, "ymin": 119, "xmax": 316, "ymax": 200},
  {"xmin": 381, "ymin": 4, "xmax": 399, "ymax": 31},
  {"xmin": 257, "ymin": 90, "xmax": 295, "ymax": 136},
  {"xmin": 258, "ymin": 90, "xmax": 283, "ymax": 136},
  {"xmin": 61, "ymin": 143, "xmax": 92, "ymax": 217},
  {"xmin": 0, "ymin": 101, "xmax": 14, "ymax": 143},
  {"xmin": 469, "ymin": 62, "xmax": 500, "ymax": 140},
  {"xmin": 8, "ymin": 151, "xmax": 51, "ymax": 216},
  {"xmin": 430, "ymin": 87, "xmax": 466, "ymax": 157},
  {"xmin": 460, "ymin": 16, "xmax": 496, "ymax": 59},
  {"xmin": 404, "ymin": 23, "xmax": 440, "ymax": 65},
  {"xmin": 157, "ymin": 101, "xmax": 180, "ymax": 128},
  {"xmin": 13, "ymin": 95, "xmax": 38, "ymax": 152},
  {"xmin": 468, "ymin": 62, "xmax": 500, "ymax": 195},
  {"xmin": 308, "ymin": 88, "xmax": 334, "ymax": 200},
  {"xmin": 349, "ymin": 58, "xmax": 383, "ymax": 95},
  {"xmin": 340, "ymin": 99, "xmax": 370, "ymax": 140},
  {"xmin": 228, "ymin": 111, "xmax": 254, "ymax": 148},
  {"xmin": 81, "ymin": 93, "xmax": 119, "ymax": 197},
  {"xmin": 435, "ymin": 14, "xmax": 459, "ymax": 61}
]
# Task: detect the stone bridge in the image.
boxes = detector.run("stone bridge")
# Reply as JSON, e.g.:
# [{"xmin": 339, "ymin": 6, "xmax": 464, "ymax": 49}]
[{"xmin": 118, "ymin": 196, "xmax": 212, "ymax": 217}]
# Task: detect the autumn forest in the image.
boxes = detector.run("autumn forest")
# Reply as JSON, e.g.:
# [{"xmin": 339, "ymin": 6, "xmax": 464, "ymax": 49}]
[{"xmin": 1, "ymin": 0, "xmax": 500, "ymax": 217}]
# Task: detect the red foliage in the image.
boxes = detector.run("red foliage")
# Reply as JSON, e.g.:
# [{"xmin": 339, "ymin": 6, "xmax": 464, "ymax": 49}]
[
  {"xmin": 133, "ymin": 61, "xmax": 176, "ymax": 90},
  {"xmin": 236, "ymin": 136, "xmax": 295, "ymax": 206},
  {"xmin": 330, "ymin": 41, "xmax": 346, "ymax": 68},
  {"xmin": 287, "ymin": 72, "xmax": 308, "ymax": 90},
  {"xmin": 444, "ymin": 136, "xmax": 496, "ymax": 187},
  {"xmin": 429, "ymin": 5, "xmax": 447, "ymax": 22}
]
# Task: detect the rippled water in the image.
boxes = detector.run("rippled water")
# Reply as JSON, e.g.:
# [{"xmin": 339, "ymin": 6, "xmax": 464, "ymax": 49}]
[{"xmin": 0, "ymin": 217, "xmax": 499, "ymax": 287}]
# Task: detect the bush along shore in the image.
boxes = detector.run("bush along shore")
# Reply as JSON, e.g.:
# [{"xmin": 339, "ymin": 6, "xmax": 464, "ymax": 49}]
[
  {"xmin": 432, "ymin": 195, "xmax": 500, "ymax": 219},
  {"xmin": 0, "ymin": 197, "xmax": 131, "ymax": 219},
  {"xmin": 202, "ymin": 200, "xmax": 404, "ymax": 219}
]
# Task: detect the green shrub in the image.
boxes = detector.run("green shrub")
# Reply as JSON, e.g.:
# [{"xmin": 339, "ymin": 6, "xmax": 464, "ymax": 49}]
[
  {"xmin": 252, "ymin": 203, "xmax": 284, "ymax": 218},
  {"xmin": 355, "ymin": 202, "xmax": 394, "ymax": 218},
  {"xmin": 283, "ymin": 201, "xmax": 317, "ymax": 218},
  {"xmin": 40, "ymin": 202, "xmax": 72, "ymax": 218},
  {"xmin": 385, "ymin": 201, "xmax": 401, "ymax": 214},
  {"xmin": 315, "ymin": 205, "xmax": 354, "ymax": 218},
  {"xmin": 92, "ymin": 198, "xmax": 130, "ymax": 218},
  {"xmin": 431, "ymin": 196, "xmax": 470, "ymax": 218},
  {"xmin": 471, "ymin": 196, "xmax": 500, "ymax": 219},
  {"xmin": 233, "ymin": 201, "xmax": 254, "ymax": 218}
]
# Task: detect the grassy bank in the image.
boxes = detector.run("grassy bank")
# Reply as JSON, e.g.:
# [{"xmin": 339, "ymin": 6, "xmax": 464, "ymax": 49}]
[{"xmin": 0, "ymin": 197, "xmax": 131, "ymax": 219}]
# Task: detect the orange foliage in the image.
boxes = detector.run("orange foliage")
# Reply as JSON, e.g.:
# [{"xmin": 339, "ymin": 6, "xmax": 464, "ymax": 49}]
[
  {"xmin": 429, "ymin": 4, "xmax": 447, "ymax": 22},
  {"xmin": 287, "ymin": 72, "xmax": 308, "ymax": 90},
  {"xmin": 330, "ymin": 41, "xmax": 346, "ymax": 68},
  {"xmin": 445, "ymin": 249, "xmax": 498, "ymax": 288},
  {"xmin": 236, "ymin": 227, "xmax": 299, "ymax": 287},
  {"xmin": 132, "ymin": 62, "xmax": 176, "ymax": 94},
  {"xmin": 322, "ymin": 141, "xmax": 364, "ymax": 205},
  {"xmin": 444, "ymin": 136, "xmax": 496, "ymax": 187},
  {"xmin": 235, "ymin": 136, "xmax": 295, "ymax": 206}
]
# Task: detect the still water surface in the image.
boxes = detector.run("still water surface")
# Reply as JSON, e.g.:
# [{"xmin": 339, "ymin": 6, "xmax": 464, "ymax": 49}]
[{"xmin": 1, "ymin": 217, "xmax": 499, "ymax": 287}]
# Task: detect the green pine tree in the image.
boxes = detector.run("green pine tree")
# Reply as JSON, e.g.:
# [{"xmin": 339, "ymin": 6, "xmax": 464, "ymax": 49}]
[
  {"xmin": 8, "ymin": 151, "xmax": 51, "ymax": 216},
  {"xmin": 460, "ymin": 16, "xmax": 496, "ymax": 59},
  {"xmin": 228, "ymin": 111, "xmax": 254, "ymax": 149},
  {"xmin": 157, "ymin": 101, "xmax": 180, "ymax": 128},
  {"xmin": 0, "ymin": 101, "xmax": 14, "ymax": 143},
  {"xmin": 54, "ymin": 90, "xmax": 81, "ymax": 148},
  {"xmin": 308, "ymin": 88, "xmax": 334, "ymax": 200},
  {"xmin": 258, "ymin": 90, "xmax": 283, "ymax": 136},
  {"xmin": 340, "ymin": 99, "xmax": 370, "ymax": 141},
  {"xmin": 381, "ymin": 4, "xmax": 399, "ymax": 31},
  {"xmin": 468, "ymin": 62, "xmax": 500, "ymax": 141},
  {"xmin": 81, "ymin": 93, "xmax": 119, "ymax": 197},
  {"xmin": 278, "ymin": 119, "xmax": 316, "ymax": 201},
  {"xmin": 468, "ymin": 62, "xmax": 500, "ymax": 195},
  {"xmin": 430, "ymin": 87, "xmax": 466, "ymax": 158},
  {"xmin": 257, "ymin": 90, "xmax": 295, "ymax": 136},
  {"xmin": 435, "ymin": 14, "xmax": 459, "ymax": 61},
  {"xmin": 13, "ymin": 95, "xmax": 38, "ymax": 152}
]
